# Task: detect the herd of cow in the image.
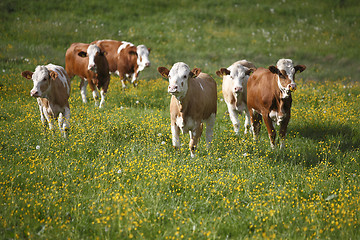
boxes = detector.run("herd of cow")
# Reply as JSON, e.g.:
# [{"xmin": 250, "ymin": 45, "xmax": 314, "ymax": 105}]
[{"xmin": 21, "ymin": 39, "xmax": 306, "ymax": 157}]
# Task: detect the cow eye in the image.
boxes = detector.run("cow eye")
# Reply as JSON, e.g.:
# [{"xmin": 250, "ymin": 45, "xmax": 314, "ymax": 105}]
[{"xmin": 183, "ymin": 75, "xmax": 187, "ymax": 79}]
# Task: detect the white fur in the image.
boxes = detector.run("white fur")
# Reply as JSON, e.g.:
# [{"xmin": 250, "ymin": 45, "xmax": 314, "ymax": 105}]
[
  {"xmin": 117, "ymin": 41, "xmax": 134, "ymax": 54},
  {"xmin": 136, "ymin": 45, "xmax": 151, "ymax": 71},
  {"xmin": 168, "ymin": 62, "xmax": 190, "ymax": 100},
  {"xmin": 87, "ymin": 44, "xmax": 101, "ymax": 71}
]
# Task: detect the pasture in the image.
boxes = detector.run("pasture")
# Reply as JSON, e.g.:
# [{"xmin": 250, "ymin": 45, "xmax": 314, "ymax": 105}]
[{"xmin": 1, "ymin": 0, "xmax": 360, "ymax": 239}]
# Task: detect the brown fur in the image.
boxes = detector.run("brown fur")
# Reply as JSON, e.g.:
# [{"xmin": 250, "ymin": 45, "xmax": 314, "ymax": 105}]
[
  {"xmin": 247, "ymin": 65, "xmax": 305, "ymax": 148},
  {"xmin": 65, "ymin": 43, "xmax": 110, "ymax": 97}
]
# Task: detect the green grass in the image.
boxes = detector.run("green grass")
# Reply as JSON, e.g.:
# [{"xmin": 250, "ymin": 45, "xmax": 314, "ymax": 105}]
[{"xmin": 1, "ymin": 0, "xmax": 360, "ymax": 239}]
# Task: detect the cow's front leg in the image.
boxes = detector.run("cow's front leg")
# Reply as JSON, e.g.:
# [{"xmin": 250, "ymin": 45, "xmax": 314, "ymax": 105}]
[
  {"xmin": 189, "ymin": 124, "xmax": 203, "ymax": 158},
  {"xmin": 58, "ymin": 107, "xmax": 70, "ymax": 138},
  {"xmin": 227, "ymin": 104, "xmax": 240, "ymax": 134},
  {"xmin": 279, "ymin": 116, "xmax": 290, "ymax": 149},
  {"xmin": 99, "ymin": 78, "xmax": 110, "ymax": 108},
  {"xmin": 243, "ymin": 111, "xmax": 251, "ymax": 135},
  {"xmin": 99, "ymin": 90, "xmax": 106, "ymax": 108},
  {"xmin": 37, "ymin": 99, "xmax": 47, "ymax": 130},
  {"xmin": 131, "ymin": 73, "xmax": 138, "ymax": 87},
  {"xmin": 87, "ymin": 80, "xmax": 99, "ymax": 107},
  {"xmin": 171, "ymin": 124, "xmax": 181, "ymax": 149},
  {"xmin": 80, "ymin": 79, "xmax": 88, "ymax": 103},
  {"xmin": 250, "ymin": 110, "xmax": 262, "ymax": 140},
  {"xmin": 263, "ymin": 115, "xmax": 276, "ymax": 149}
]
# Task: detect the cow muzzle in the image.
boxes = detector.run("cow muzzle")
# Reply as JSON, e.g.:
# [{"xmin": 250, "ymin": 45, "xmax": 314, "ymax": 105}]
[
  {"xmin": 168, "ymin": 85, "xmax": 179, "ymax": 94},
  {"xmin": 288, "ymin": 83, "xmax": 297, "ymax": 92},
  {"xmin": 30, "ymin": 89, "xmax": 41, "ymax": 97},
  {"xmin": 234, "ymin": 86, "xmax": 243, "ymax": 93}
]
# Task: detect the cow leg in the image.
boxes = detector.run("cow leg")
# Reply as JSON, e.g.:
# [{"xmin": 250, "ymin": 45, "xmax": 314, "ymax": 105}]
[
  {"xmin": 99, "ymin": 79, "xmax": 110, "ymax": 108},
  {"xmin": 37, "ymin": 99, "xmax": 47, "ymax": 130},
  {"xmin": 80, "ymin": 79, "xmax": 88, "ymax": 103},
  {"xmin": 131, "ymin": 73, "xmax": 138, "ymax": 87},
  {"xmin": 99, "ymin": 90, "xmax": 105, "ymax": 108},
  {"xmin": 189, "ymin": 124, "xmax": 203, "ymax": 158},
  {"xmin": 228, "ymin": 105, "xmax": 240, "ymax": 134},
  {"xmin": 171, "ymin": 124, "xmax": 181, "ymax": 149},
  {"xmin": 243, "ymin": 109, "xmax": 251, "ymax": 135},
  {"xmin": 205, "ymin": 113, "xmax": 216, "ymax": 148},
  {"xmin": 263, "ymin": 115, "xmax": 276, "ymax": 149},
  {"xmin": 279, "ymin": 117, "xmax": 290, "ymax": 149},
  {"xmin": 87, "ymin": 80, "xmax": 99, "ymax": 107},
  {"xmin": 58, "ymin": 107, "xmax": 70, "ymax": 138},
  {"xmin": 250, "ymin": 110, "xmax": 262, "ymax": 140}
]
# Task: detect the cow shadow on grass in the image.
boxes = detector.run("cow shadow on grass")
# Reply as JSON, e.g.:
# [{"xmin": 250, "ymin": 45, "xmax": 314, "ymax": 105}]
[{"xmin": 291, "ymin": 123, "xmax": 359, "ymax": 152}]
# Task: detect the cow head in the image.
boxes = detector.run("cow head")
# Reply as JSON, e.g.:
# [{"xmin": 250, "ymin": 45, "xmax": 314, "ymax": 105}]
[
  {"xmin": 216, "ymin": 63, "xmax": 254, "ymax": 94},
  {"xmin": 269, "ymin": 59, "xmax": 306, "ymax": 98},
  {"xmin": 158, "ymin": 62, "xmax": 200, "ymax": 100},
  {"xmin": 21, "ymin": 66, "xmax": 58, "ymax": 97},
  {"xmin": 136, "ymin": 45, "xmax": 151, "ymax": 71},
  {"xmin": 78, "ymin": 44, "xmax": 105, "ymax": 73}
]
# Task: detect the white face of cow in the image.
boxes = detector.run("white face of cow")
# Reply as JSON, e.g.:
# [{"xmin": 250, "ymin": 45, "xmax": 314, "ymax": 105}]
[
  {"xmin": 227, "ymin": 64, "xmax": 250, "ymax": 94},
  {"xmin": 87, "ymin": 44, "xmax": 101, "ymax": 71},
  {"xmin": 276, "ymin": 59, "xmax": 296, "ymax": 91},
  {"xmin": 136, "ymin": 45, "xmax": 151, "ymax": 71},
  {"xmin": 167, "ymin": 62, "xmax": 191, "ymax": 99},
  {"xmin": 29, "ymin": 66, "xmax": 51, "ymax": 97}
]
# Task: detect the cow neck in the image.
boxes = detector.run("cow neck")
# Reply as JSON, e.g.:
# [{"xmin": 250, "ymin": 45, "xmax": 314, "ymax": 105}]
[{"xmin": 276, "ymin": 76, "xmax": 291, "ymax": 99}]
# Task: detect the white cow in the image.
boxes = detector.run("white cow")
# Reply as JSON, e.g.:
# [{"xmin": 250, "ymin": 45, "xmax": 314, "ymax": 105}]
[
  {"xmin": 216, "ymin": 60, "xmax": 256, "ymax": 134},
  {"xmin": 21, "ymin": 64, "xmax": 71, "ymax": 137}
]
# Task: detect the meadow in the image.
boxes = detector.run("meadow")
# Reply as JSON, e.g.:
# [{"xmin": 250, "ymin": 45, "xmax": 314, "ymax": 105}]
[{"xmin": 1, "ymin": 0, "xmax": 360, "ymax": 239}]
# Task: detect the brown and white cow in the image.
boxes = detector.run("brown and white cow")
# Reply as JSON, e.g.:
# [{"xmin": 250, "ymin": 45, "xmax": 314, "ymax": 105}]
[
  {"xmin": 216, "ymin": 60, "xmax": 256, "ymax": 134},
  {"xmin": 158, "ymin": 62, "xmax": 217, "ymax": 158},
  {"xmin": 247, "ymin": 59, "xmax": 306, "ymax": 149},
  {"xmin": 65, "ymin": 43, "xmax": 110, "ymax": 108},
  {"xmin": 91, "ymin": 40, "xmax": 151, "ymax": 88},
  {"xmin": 21, "ymin": 64, "xmax": 71, "ymax": 137}
]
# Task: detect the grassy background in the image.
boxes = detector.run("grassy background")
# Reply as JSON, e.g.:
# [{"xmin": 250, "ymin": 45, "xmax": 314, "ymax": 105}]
[{"xmin": 1, "ymin": 0, "xmax": 360, "ymax": 239}]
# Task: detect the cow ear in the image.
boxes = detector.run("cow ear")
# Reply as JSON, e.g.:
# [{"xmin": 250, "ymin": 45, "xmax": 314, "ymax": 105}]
[
  {"xmin": 100, "ymin": 50, "xmax": 107, "ymax": 56},
  {"xmin": 268, "ymin": 65, "xmax": 279, "ymax": 74},
  {"xmin": 191, "ymin": 68, "xmax": 201, "ymax": 77},
  {"xmin": 295, "ymin": 65, "xmax": 306, "ymax": 73},
  {"xmin": 78, "ymin": 51, "xmax": 87, "ymax": 58},
  {"xmin": 148, "ymin": 48, "xmax": 151, "ymax": 53},
  {"xmin": 216, "ymin": 68, "xmax": 230, "ymax": 77},
  {"xmin": 21, "ymin": 71, "xmax": 33, "ymax": 80},
  {"xmin": 49, "ymin": 71, "xmax": 58, "ymax": 80},
  {"xmin": 158, "ymin": 67, "xmax": 170, "ymax": 79},
  {"xmin": 129, "ymin": 50, "xmax": 138, "ymax": 56},
  {"xmin": 245, "ymin": 67, "xmax": 256, "ymax": 76}
]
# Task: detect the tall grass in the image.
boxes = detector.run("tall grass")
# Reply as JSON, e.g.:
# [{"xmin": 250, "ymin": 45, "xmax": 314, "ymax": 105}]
[{"xmin": 1, "ymin": 0, "xmax": 360, "ymax": 239}]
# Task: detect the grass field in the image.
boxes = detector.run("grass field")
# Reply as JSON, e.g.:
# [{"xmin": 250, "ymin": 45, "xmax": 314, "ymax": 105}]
[{"xmin": 1, "ymin": 0, "xmax": 360, "ymax": 239}]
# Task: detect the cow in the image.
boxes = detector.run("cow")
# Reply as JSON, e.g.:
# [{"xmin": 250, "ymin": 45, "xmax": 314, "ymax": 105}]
[
  {"xmin": 65, "ymin": 43, "xmax": 110, "ymax": 108},
  {"xmin": 247, "ymin": 58, "xmax": 306, "ymax": 149},
  {"xmin": 91, "ymin": 40, "xmax": 151, "ymax": 88},
  {"xmin": 158, "ymin": 62, "xmax": 217, "ymax": 158},
  {"xmin": 21, "ymin": 64, "xmax": 71, "ymax": 138},
  {"xmin": 216, "ymin": 60, "xmax": 256, "ymax": 135}
]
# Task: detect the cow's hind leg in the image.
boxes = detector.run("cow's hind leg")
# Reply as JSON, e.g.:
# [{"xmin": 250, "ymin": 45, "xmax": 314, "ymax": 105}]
[{"xmin": 205, "ymin": 113, "xmax": 216, "ymax": 148}]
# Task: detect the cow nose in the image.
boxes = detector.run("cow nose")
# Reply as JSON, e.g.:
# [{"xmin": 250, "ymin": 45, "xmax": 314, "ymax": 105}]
[
  {"xmin": 168, "ymin": 85, "xmax": 178, "ymax": 93},
  {"xmin": 234, "ymin": 86, "xmax": 243, "ymax": 93},
  {"xmin": 30, "ymin": 90, "xmax": 39, "ymax": 97},
  {"xmin": 145, "ymin": 62, "xmax": 150, "ymax": 67},
  {"xmin": 288, "ymin": 83, "xmax": 297, "ymax": 91}
]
